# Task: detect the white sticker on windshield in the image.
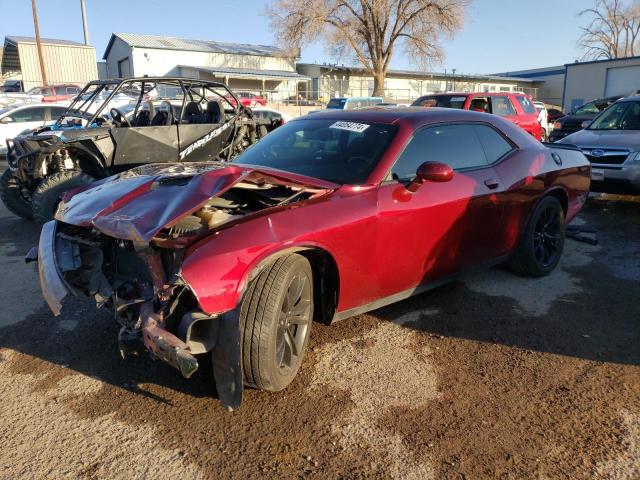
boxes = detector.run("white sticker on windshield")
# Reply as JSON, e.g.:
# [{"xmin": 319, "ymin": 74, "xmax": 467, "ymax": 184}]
[
  {"xmin": 451, "ymin": 97, "xmax": 466, "ymax": 102},
  {"xmin": 329, "ymin": 121, "xmax": 370, "ymax": 133}
]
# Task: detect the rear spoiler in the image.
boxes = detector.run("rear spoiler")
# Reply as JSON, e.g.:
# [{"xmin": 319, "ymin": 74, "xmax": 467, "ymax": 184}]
[{"xmin": 542, "ymin": 142, "xmax": 581, "ymax": 152}]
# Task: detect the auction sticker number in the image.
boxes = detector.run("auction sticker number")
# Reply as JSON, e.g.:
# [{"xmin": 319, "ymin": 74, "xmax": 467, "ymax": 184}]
[{"xmin": 330, "ymin": 121, "xmax": 370, "ymax": 133}]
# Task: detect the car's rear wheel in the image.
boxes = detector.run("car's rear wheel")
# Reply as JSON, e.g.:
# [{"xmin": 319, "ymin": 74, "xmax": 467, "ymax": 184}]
[
  {"xmin": 239, "ymin": 254, "xmax": 313, "ymax": 391},
  {"xmin": 509, "ymin": 195, "xmax": 565, "ymax": 277},
  {"xmin": 0, "ymin": 169, "xmax": 33, "ymax": 220},
  {"xmin": 32, "ymin": 170, "xmax": 96, "ymax": 224}
]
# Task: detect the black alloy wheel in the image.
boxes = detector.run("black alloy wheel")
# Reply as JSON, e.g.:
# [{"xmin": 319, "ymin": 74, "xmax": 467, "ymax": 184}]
[
  {"xmin": 275, "ymin": 270, "xmax": 312, "ymax": 374},
  {"xmin": 533, "ymin": 205, "xmax": 562, "ymax": 268}
]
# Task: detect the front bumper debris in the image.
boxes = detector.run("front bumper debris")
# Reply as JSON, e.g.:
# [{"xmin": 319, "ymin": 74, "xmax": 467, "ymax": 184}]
[{"xmin": 37, "ymin": 221, "xmax": 72, "ymax": 315}]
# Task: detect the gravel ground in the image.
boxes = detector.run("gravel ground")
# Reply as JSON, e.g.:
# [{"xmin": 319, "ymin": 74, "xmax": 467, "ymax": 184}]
[{"xmin": 0, "ymin": 186, "xmax": 638, "ymax": 479}]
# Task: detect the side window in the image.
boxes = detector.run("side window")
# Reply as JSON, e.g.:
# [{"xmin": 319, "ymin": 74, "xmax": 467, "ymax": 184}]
[
  {"xmin": 474, "ymin": 125, "xmax": 513, "ymax": 163},
  {"xmin": 514, "ymin": 95, "xmax": 536, "ymax": 114},
  {"xmin": 9, "ymin": 107, "xmax": 46, "ymax": 123},
  {"xmin": 391, "ymin": 124, "xmax": 488, "ymax": 180},
  {"xmin": 50, "ymin": 107, "xmax": 68, "ymax": 119},
  {"xmin": 54, "ymin": 86, "xmax": 67, "ymax": 95},
  {"xmin": 491, "ymin": 96, "xmax": 516, "ymax": 116}
]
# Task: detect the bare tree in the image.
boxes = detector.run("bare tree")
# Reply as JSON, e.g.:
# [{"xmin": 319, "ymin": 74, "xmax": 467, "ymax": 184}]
[
  {"xmin": 268, "ymin": 0, "xmax": 469, "ymax": 96},
  {"xmin": 578, "ymin": 0, "xmax": 640, "ymax": 60}
]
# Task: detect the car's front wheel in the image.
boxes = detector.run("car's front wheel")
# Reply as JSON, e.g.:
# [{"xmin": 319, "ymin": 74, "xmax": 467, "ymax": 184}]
[
  {"xmin": 32, "ymin": 170, "xmax": 96, "ymax": 224},
  {"xmin": 239, "ymin": 254, "xmax": 314, "ymax": 391},
  {"xmin": 509, "ymin": 195, "xmax": 565, "ymax": 276}
]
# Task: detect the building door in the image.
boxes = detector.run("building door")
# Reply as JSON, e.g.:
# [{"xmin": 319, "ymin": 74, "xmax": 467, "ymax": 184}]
[
  {"xmin": 605, "ymin": 65, "xmax": 640, "ymax": 96},
  {"xmin": 117, "ymin": 57, "xmax": 131, "ymax": 78}
]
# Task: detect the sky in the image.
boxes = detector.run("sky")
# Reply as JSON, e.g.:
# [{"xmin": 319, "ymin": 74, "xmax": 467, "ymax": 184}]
[{"xmin": 0, "ymin": 0, "xmax": 589, "ymax": 74}]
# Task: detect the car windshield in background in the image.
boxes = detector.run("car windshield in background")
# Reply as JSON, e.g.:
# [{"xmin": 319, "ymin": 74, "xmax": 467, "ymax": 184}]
[
  {"xmin": 234, "ymin": 119, "xmax": 397, "ymax": 184},
  {"xmin": 589, "ymin": 101, "xmax": 640, "ymax": 130},
  {"xmin": 326, "ymin": 98, "xmax": 347, "ymax": 109},
  {"xmin": 412, "ymin": 95, "xmax": 467, "ymax": 109},
  {"xmin": 574, "ymin": 101, "xmax": 605, "ymax": 115}
]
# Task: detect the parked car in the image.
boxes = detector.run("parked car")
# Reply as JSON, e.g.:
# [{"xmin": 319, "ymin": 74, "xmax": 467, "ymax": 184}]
[
  {"xmin": 558, "ymin": 96, "xmax": 640, "ymax": 194},
  {"xmin": 251, "ymin": 107, "xmax": 292, "ymax": 123},
  {"xmin": 411, "ymin": 92, "xmax": 543, "ymax": 140},
  {"xmin": 1, "ymin": 80, "xmax": 24, "ymax": 92},
  {"xmin": 33, "ymin": 108, "xmax": 590, "ymax": 409},
  {"xmin": 1, "ymin": 77, "xmax": 270, "ymax": 223},
  {"xmin": 534, "ymin": 101, "xmax": 550, "ymax": 141},
  {"xmin": 547, "ymin": 108, "xmax": 564, "ymax": 123},
  {"xmin": 326, "ymin": 97, "xmax": 384, "ymax": 110},
  {"xmin": 225, "ymin": 91, "xmax": 267, "ymax": 107},
  {"xmin": 0, "ymin": 83, "xmax": 81, "ymax": 109},
  {"xmin": 549, "ymin": 95, "xmax": 623, "ymax": 142},
  {"xmin": 0, "ymin": 104, "xmax": 68, "ymax": 156},
  {"xmin": 26, "ymin": 84, "xmax": 82, "ymax": 103}
]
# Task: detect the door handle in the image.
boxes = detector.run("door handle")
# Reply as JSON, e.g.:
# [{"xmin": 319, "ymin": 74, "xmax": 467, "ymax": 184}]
[{"xmin": 484, "ymin": 178, "xmax": 500, "ymax": 189}]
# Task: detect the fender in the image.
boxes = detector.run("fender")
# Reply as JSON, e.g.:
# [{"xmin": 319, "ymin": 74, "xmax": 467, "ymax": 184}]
[{"xmin": 181, "ymin": 237, "xmax": 341, "ymax": 315}]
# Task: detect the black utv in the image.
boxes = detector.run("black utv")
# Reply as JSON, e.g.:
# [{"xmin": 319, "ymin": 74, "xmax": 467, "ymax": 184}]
[{"xmin": 1, "ymin": 77, "xmax": 274, "ymax": 222}]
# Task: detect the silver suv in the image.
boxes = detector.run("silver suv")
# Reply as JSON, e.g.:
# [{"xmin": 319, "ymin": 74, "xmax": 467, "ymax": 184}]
[{"xmin": 559, "ymin": 97, "xmax": 640, "ymax": 195}]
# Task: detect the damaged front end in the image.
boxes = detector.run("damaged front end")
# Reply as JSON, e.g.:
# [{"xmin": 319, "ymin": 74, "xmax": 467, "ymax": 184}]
[
  {"xmin": 34, "ymin": 162, "xmax": 336, "ymax": 409},
  {"xmin": 37, "ymin": 219, "xmax": 243, "ymax": 407}
]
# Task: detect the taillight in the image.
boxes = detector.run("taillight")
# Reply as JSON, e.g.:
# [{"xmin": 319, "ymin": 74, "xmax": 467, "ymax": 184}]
[
  {"xmin": 553, "ymin": 121, "xmax": 562, "ymax": 130},
  {"xmin": 581, "ymin": 120, "xmax": 591, "ymax": 129}
]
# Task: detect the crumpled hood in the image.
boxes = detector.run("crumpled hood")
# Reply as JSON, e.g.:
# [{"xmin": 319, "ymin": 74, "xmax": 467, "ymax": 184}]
[
  {"xmin": 559, "ymin": 129, "xmax": 640, "ymax": 150},
  {"xmin": 56, "ymin": 162, "xmax": 338, "ymax": 242}
]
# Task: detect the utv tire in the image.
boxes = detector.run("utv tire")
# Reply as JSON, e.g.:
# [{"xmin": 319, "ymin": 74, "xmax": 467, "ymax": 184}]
[
  {"xmin": 509, "ymin": 195, "xmax": 565, "ymax": 277},
  {"xmin": 32, "ymin": 171, "xmax": 96, "ymax": 224},
  {"xmin": 0, "ymin": 169, "xmax": 33, "ymax": 220},
  {"xmin": 240, "ymin": 254, "xmax": 314, "ymax": 391}
]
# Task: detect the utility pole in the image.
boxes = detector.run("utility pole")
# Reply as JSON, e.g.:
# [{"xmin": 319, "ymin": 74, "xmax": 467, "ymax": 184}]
[
  {"xmin": 80, "ymin": 0, "xmax": 90, "ymax": 45},
  {"xmin": 452, "ymin": 68, "xmax": 456, "ymax": 91},
  {"xmin": 31, "ymin": 0, "xmax": 48, "ymax": 86}
]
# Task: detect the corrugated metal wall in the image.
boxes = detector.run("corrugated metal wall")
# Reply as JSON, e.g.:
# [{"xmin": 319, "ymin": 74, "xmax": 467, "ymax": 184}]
[{"xmin": 17, "ymin": 42, "xmax": 98, "ymax": 90}]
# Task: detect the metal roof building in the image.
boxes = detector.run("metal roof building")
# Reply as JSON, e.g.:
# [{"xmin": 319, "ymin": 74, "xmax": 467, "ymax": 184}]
[
  {"xmin": 1, "ymin": 36, "xmax": 98, "ymax": 90},
  {"xmin": 297, "ymin": 63, "xmax": 543, "ymax": 103},
  {"xmin": 102, "ymin": 33, "xmax": 309, "ymax": 98}
]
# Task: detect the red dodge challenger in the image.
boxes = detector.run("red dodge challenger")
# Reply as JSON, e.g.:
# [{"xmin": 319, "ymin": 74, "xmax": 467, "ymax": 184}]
[{"xmin": 34, "ymin": 108, "xmax": 590, "ymax": 408}]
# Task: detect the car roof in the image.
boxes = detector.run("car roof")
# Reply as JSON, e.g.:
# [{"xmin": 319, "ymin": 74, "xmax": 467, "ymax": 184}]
[
  {"xmin": 296, "ymin": 106, "xmax": 519, "ymax": 126},
  {"xmin": 614, "ymin": 95, "xmax": 640, "ymax": 102},
  {"xmin": 420, "ymin": 91, "xmax": 529, "ymax": 98}
]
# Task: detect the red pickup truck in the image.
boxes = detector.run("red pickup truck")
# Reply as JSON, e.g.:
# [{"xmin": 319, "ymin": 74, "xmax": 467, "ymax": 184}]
[{"xmin": 412, "ymin": 92, "xmax": 543, "ymax": 141}]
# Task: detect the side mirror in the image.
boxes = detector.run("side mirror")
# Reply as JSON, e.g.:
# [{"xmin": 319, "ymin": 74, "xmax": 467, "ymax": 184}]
[
  {"xmin": 407, "ymin": 161, "xmax": 454, "ymax": 192},
  {"xmin": 0, "ymin": 116, "xmax": 14, "ymax": 124}
]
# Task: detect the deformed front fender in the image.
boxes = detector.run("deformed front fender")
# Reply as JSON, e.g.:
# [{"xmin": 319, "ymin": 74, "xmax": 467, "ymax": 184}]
[{"xmin": 180, "ymin": 216, "xmax": 341, "ymax": 315}]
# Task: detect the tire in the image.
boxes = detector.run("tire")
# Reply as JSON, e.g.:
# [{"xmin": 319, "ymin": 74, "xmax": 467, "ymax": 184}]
[
  {"xmin": 0, "ymin": 169, "xmax": 33, "ymax": 220},
  {"xmin": 509, "ymin": 195, "xmax": 565, "ymax": 277},
  {"xmin": 239, "ymin": 254, "xmax": 314, "ymax": 391},
  {"xmin": 32, "ymin": 170, "xmax": 96, "ymax": 224}
]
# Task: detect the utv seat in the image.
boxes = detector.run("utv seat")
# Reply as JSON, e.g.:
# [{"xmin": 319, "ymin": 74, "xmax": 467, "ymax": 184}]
[
  {"xmin": 133, "ymin": 102, "xmax": 154, "ymax": 127},
  {"xmin": 151, "ymin": 101, "xmax": 174, "ymax": 126},
  {"xmin": 205, "ymin": 100, "xmax": 225, "ymax": 124},
  {"xmin": 183, "ymin": 101, "xmax": 204, "ymax": 124}
]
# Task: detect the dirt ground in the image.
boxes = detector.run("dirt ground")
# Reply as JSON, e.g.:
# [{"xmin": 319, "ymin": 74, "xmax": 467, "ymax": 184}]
[{"xmin": 0, "ymin": 182, "xmax": 638, "ymax": 479}]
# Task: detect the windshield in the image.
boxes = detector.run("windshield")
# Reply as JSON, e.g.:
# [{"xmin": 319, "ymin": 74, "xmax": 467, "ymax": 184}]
[
  {"xmin": 326, "ymin": 98, "xmax": 347, "ymax": 109},
  {"xmin": 588, "ymin": 101, "xmax": 640, "ymax": 130},
  {"xmin": 233, "ymin": 118, "xmax": 397, "ymax": 184},
  {"xmin": 412, "ymin": 95, "xmax": 467, "ymax": 109},
  {"xmin": 574, "ymin": 100, "xmax": 608, "ymax": 115}
]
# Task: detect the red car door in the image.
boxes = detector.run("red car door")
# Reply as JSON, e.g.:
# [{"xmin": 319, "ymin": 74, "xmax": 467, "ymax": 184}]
[{"xmin": 373, "ymin": 123, "xmax": 507, "ymax": 299}]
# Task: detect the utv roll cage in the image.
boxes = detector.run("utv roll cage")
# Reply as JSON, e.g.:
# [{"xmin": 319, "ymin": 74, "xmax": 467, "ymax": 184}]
[{"xmin": 59, "ymin": 77, "xmax": 244, "ymax": 126}]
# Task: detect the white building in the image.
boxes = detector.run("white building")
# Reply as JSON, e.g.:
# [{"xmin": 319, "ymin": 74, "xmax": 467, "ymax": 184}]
[
  {"xmin": 562, "ymin": 56, "xmax": 640, "ymax": 112},
  {"xmin": 1, "ymin": 36, "xmax": 97, "ymax": 90},
  {"xmin": 296, "ymin": 63, "xmax": 542, "ymax": 104},
  {"xmin": 102, "ymin": 33, "xmax": 309, "ymax": 99},
  {"xmin": 493, "ymin": 66, "xmax": 566, "ymax": 107}
]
